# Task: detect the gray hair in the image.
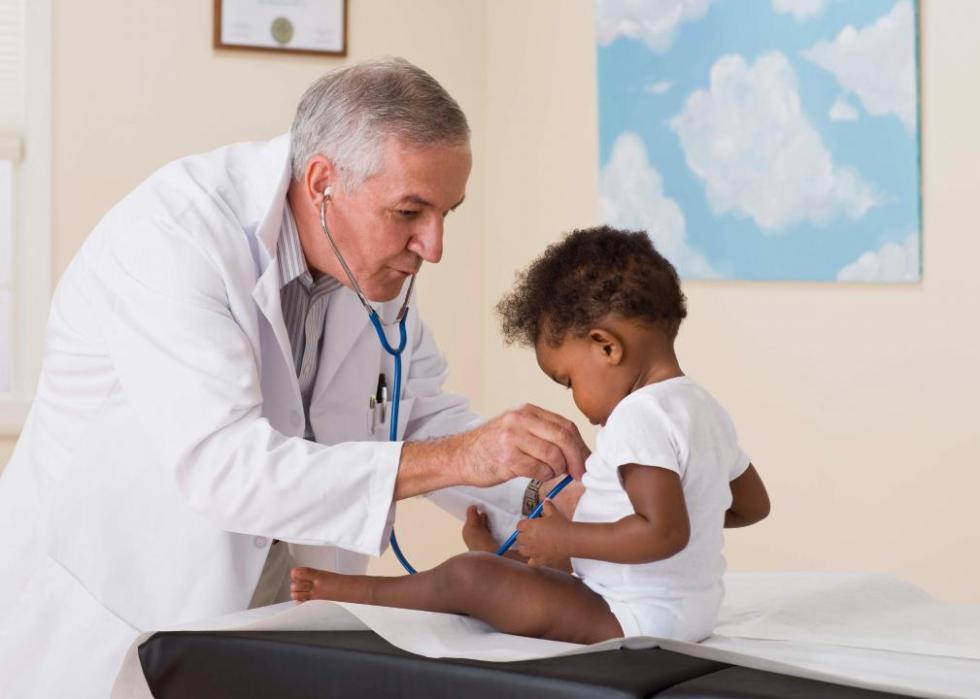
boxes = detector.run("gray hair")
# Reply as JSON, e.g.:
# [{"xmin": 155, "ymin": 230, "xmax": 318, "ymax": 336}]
[{"xmin": 289, "ymin": 57, "xmax": 470, "ymax": 189}]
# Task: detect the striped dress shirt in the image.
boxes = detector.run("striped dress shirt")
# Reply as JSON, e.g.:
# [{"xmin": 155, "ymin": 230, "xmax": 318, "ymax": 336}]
[{"xmin": 277, "ymin": 203, "xmax": 342, "ymax": 439}]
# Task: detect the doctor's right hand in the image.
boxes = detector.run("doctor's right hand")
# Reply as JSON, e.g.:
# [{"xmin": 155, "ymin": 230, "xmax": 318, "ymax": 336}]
[
  {"xmin": 396, "ymin": 404, "xmax": 589, "ymax": 500},
  {"xmin": 457, "ymin": 404, "xmax": 589, "ymax": 486}
]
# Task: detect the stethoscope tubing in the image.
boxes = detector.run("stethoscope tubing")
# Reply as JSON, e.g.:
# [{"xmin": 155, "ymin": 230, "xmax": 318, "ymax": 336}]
[
  {"xmin": 495, "ymin": 475, "xmax": 574, "ymax": 556},
  {"xmin": 369, "ymin": 311, "xmax": 418, "ymax": 575},
  {"xmin": 319, "ymin": 192, "xmax": 418, "ymax": 574}
]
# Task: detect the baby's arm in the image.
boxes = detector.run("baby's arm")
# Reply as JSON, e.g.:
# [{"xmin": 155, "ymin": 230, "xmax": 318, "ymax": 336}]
[
  {"xmin": 517, "ymin": 464, "xmax": 690, "ymax": 566},
  {"xmin": 462, "ymin": 505, "xmax": 574, "ymax": 571},
  {"xmin": 725, "ymin": 464, "xmax": 770, "ymax": 528}
]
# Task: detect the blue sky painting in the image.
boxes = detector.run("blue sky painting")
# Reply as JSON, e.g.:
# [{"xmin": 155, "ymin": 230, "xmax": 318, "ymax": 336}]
[{"xmin": 596, "ymin": 0, "xmax": 921, "ymax": 282}]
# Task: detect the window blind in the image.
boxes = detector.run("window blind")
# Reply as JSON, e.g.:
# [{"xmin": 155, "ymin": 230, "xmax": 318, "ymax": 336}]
[
  {"xmin": 0, "ymin": 0, "xmax": 24, "ymax": 135},
  {"xmin": 0, "ymin": 0, "xmax": 21, "ymax": 393}
]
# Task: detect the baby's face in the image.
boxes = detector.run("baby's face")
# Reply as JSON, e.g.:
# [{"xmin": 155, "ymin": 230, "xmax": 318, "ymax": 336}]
[{"xmin": 534, "ymin": 334, "xmax": 624, "ymax": 426}]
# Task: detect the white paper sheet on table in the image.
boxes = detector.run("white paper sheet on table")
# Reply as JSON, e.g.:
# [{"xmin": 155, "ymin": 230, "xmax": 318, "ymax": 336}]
[{"xmin": 112, "ymin": 572, "xmax": 980, "ymax": 699}]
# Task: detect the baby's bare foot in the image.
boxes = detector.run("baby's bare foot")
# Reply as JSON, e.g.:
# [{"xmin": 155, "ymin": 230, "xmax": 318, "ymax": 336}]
[
  {"xmin": 290, "ymin": 566, "xmax": 374, "ymax": 604},
  {"xmin": 462, "ymin": 506, "xmax": 498, "ymax": 553},
  {"xmin": 290, "ymin": 566, "xmax": 342, "ymax": 602},
  {"xmin": 290, "ymin": 564, "xmax": 404, "ymax": 611}
]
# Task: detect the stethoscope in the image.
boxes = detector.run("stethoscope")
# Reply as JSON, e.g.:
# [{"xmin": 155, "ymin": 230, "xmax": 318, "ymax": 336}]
[{"xmin": 319, "ymin": 186, "xmax": 573, "ymax": 573}]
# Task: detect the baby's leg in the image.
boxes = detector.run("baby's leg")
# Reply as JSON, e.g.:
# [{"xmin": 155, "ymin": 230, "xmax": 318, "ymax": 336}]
[{"xmin": 291, "ymin": 552, "xmax": 622, "ymax": 645}]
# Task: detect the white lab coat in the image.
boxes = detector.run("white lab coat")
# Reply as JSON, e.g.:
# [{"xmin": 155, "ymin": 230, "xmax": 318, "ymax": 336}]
[{"xmin": 0, "ymin": 135, "xmax": 525, "ymax": 698}]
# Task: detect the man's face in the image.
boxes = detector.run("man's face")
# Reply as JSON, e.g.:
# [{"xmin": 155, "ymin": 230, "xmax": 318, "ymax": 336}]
[{"xmin": 311, "ymin": 137, "xmax": 472, "ymax": 302}]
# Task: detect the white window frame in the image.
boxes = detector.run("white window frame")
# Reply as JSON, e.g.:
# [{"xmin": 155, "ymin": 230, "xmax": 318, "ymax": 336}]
[{"xmin": 0, "ymin": 0, "xmax": 51, "ymax": 435}]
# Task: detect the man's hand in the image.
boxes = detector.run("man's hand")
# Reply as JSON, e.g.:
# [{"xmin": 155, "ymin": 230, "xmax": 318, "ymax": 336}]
[
  {"xmin": 396, "ymin": 404, "xmax": 589, "ymax": 500},
  {"xmin": 457, "ymin": 404, "xmax": 589, "ymax": 487},
  {"xmin": 515, "ymin": 500, "xmax": 571, "ymax": 568}
]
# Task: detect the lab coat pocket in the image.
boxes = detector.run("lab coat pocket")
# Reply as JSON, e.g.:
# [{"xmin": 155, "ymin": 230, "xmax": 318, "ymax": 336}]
[
  {"xmin": 365, "ymin": 396, "xmax": 415, "ymax": 442},
  {"xmin": 310, "ymin": 397, "xmax": 414, "ymax": 445}
]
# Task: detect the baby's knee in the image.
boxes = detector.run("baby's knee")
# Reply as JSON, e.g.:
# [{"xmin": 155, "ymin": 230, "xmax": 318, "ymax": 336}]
[{"xmin": 434, "ymin": 552, "xmax": 499, "ymax": 602}]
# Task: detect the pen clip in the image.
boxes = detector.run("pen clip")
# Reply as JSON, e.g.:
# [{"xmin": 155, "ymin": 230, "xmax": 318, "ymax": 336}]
[{"xmin": 376, "ymin": 373, "xmax": 388, "ymax": 423}]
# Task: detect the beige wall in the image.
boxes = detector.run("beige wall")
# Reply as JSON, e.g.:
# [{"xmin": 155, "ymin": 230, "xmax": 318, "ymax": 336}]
[
  {"xmin": 48, "ymin": 0, "xmax": 488, "ymax": 397},
  {"xmin": 482, "ymin": 0, "xmax": 980, "ymax": 605},
  {"xmin": 3, "ymin": 1, "xmax": 978, "ymax": 601}
]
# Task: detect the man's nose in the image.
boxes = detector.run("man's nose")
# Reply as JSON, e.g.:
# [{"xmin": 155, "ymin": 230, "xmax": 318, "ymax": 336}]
[{"xmin": 410, "ymin": 217, "xmax": 444, "ymax": 264}]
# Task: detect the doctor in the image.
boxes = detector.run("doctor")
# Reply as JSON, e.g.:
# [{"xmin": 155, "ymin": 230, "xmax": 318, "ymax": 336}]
[{"xmin": 0, "ymin": 57, "xmax": 587, "ymax": 697}]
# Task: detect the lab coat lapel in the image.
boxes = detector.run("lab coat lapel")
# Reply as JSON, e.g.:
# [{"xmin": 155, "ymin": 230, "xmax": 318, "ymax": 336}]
[
  {"xmin": 251, "ymin": 261, "xmax": 301, "ymax": 409},
  {"xmin": 248, "ymin": 134, "xmax": 292, "ymax": 264},
  {"xmin": 248, "ymin": 134, "xmax": 302, "ymax": 408}
]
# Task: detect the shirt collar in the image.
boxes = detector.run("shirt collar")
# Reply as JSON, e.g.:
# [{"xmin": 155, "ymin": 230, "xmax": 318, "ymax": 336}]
[
  {"xmin": 277, "ymin": 203, "xmax": 313, "ymax": 289},
  {"xmin": 277, "ymin": 203, "xmax": 343, "ymax": 296}
]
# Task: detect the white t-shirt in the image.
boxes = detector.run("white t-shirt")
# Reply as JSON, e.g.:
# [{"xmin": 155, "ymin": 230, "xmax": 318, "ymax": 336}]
[{"xmin": 572, "ymin": 376, "xmax": 750, "ymax": 640}]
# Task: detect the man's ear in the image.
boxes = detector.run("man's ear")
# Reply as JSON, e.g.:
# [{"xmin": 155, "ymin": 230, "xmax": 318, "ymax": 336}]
[
  {"xmin": 588, "ymin": 328, "xmax": 624, "ymax": 366},
  {"xmin": 304, "ymin": 155, "xmax": 339, "ymax": 208}
]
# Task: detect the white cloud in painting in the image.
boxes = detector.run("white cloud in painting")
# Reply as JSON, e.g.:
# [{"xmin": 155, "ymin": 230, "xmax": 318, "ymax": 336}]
[
  {"xmin": 837, "ymin": 233, "xmax": 920, "ymax": 282},
  {"xmin": 645, "ymin": 81, "xmax": 673, "ymax": 95},
  {"xmin": 670, "ymin": 51, "xmax": 880, "ymax": 232},
  {"xmin": 600, "ymin": 131, "xmax": 719, "ymax": 278},
  {"xmin": 772, "ymin": 0, "xmax": 828, "ymax": 21},
  {"xmin": 803, "ymin": 0, "xmax": 917, "ymax": 133},
  {"xmin": 829, "ymin": 96, "xmax": 859, "ymax": 122},
  {"xmin": 596, "ymin": 0, "xmax": 711, "ymax": 53}
]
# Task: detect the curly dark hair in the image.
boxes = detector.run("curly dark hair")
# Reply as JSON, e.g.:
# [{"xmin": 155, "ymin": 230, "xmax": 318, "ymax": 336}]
[{"xmin": 496, "ymin": 226, "xmax": 687, "ymax": 346}]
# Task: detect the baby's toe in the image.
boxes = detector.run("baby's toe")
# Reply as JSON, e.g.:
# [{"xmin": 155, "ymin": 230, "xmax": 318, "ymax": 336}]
[
  {"xmin": 291, "ymin": 579, "xmax": 313, "ymax": 593},
  {"xmin": 291, "ymin": 566, "xmax": 317, "ymax": 583}
]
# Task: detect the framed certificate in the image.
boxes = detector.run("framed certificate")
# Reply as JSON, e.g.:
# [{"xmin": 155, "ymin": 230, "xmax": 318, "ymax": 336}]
[{"xmin": 215, "ymin": 0, "xmax": 348, "ymax": 57}]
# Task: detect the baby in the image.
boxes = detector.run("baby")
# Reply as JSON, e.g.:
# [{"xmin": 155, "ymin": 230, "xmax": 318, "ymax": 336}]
[{"xmin": 291, "ymin": 226, "xmax": 770, "ymax": 644}]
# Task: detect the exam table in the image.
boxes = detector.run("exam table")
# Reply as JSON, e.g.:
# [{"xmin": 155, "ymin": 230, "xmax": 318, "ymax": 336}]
[
  {"xmin": 115, "ymin": 573, "xmax": 980, "ymax": 699},
  {"xmin": 138, "ymin": 628, "xmax": 907, "ymax": 698}
]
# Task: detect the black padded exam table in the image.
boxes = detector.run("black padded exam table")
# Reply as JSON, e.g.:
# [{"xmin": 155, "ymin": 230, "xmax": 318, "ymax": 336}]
[{"xmin": 139, "ymin": 629, "xmax": 912, "ymax": 698}]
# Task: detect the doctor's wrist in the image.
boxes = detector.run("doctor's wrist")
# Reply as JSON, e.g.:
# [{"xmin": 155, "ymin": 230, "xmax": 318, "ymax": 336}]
[{"xmin": 396, "ymin": 435, "xmax": 467, "ymax": 500}]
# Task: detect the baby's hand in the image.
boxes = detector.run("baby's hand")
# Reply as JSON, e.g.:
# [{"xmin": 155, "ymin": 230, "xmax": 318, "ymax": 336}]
[
  {"xmin": 462, "ymin": 506, "xmax": 498, "ymax": 553},
  {"xmin": 516, "ymin": 500, "xmax": 570, "ymax": 568}
]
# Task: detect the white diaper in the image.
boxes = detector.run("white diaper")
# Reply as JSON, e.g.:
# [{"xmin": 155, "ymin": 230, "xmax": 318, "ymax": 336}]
[{"xmin": 592, "ymin": 583, "xmax": 723, "ymax": 643}]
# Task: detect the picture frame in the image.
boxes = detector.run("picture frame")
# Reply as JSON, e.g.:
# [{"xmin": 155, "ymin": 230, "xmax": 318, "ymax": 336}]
[
  {"xmin": 214, "ymin": 0, "xmax": 348, "ymax": 57},
  {"xmin": 595, "ymin": 0, "xmax": 922, "ymax": 283}
]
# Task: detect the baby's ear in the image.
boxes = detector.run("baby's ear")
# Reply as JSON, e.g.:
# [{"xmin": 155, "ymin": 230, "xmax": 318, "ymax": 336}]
[{"xmin": 588, "ymin": 328, "xmax": 624, "ymax": 365}]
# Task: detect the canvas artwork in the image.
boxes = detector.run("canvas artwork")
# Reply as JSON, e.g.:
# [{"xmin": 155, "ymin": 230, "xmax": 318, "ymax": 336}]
[{"xmin": 596, "ymin": 0, "xmax": 921, "ymax": 282}]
